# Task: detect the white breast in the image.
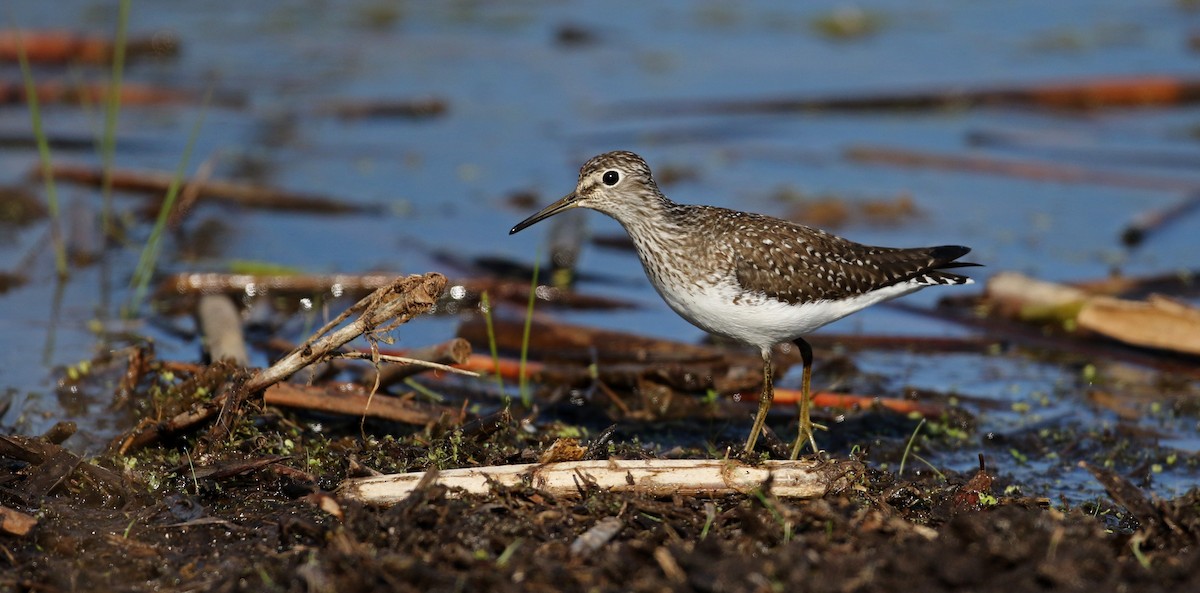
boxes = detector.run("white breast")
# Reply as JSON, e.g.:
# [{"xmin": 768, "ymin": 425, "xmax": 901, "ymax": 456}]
[{"xmin": 651, "ymin": 277, "xmax": 940, "ymax": 350}]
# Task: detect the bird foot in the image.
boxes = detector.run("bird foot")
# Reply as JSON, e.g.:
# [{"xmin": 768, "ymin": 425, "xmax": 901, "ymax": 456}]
[{"xmin": 788, "ymin": 423, "xmax": 820, "ymax": 460}]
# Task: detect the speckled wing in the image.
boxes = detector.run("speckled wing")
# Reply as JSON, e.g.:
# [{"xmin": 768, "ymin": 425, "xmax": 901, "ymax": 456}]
[{"xmin": 727, "ymin": 214, "xmax": 974, "ymax": 305}]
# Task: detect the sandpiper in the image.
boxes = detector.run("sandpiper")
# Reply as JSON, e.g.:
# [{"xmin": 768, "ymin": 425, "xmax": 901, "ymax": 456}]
[{"xmin": 510, "ymin": 151, "xmax": 977, "ymax": 457}]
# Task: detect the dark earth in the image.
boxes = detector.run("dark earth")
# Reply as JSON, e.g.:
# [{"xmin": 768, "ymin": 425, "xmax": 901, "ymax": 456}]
[{"xmin": 3, "ymin": 341, "xmax": 1199, "ymax": 593}]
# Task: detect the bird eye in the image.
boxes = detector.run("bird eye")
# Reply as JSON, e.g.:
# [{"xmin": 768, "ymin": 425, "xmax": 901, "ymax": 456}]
[{"xmin": 602, "ymin": 170, "xmax": 620, "ymax": 186}]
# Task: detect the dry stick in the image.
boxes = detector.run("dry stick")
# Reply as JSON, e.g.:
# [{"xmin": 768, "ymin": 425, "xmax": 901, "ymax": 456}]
[
  {"xmin": 117, "ymin": 274, "xmax": 447, "ymax": 454},
  {"xmin": 0, "ymin": 80, "xmax": 188, "ymax": 106},
  {"xmin": 197, "ymin": 294, "xmax": 248, "ymax": 366},
  {"xmin": 570, "ymin": 517, "xmax": 623, "ymax": 557},
  {"xmin": 456, "ymin": 315, "xmax": 728, "ymax": 364},
  {"xmin": 263, "ymin": 383, "xmax": 461, "ymax": 425},
  {"xmin": 39, "ymin": 162, "xmax": 375, "ymax": 214},
  {"xmin": 198, "ymin": 373, "xmax": 253, "ymax": 457},
  {"xmin": 315, "ymin": 97, "xmax": 449, "ymax": 120},
  {"xmin": 610, "ymin": 75, "xmax": 1200, "ymax": 115},
  {"xmin": 1079, "ymin": 461, "xmax": 1166, "ymax": 534},
  {"xmin": 1120, "ymin": 191, "xmax": 1200, "ymax": 248},
  {"xmin": 339, "ymin": 458, "xmax": 863, "ymax": 505},
  {"xmin": 157, "ymin": 272, "xmax": 397, "ymax": 298},
  {"xmin": 452, "ymin": 353, "xmax": 545, "ymax": 381},
  {"xmin": 356, "ymin": 337, "xmax": 474, "ymax": 387},
  {"xmin": 846, "ymin": 146, "xmax": 1200, "ymax": 193},
  {"xmin": 245, "ymin": 272, "xmax": 448, "ymax": 393},
  {"xmin": 40, "ymin": 421, "xmax": 76, "ymax": 445},
  {"xmin": 114, "ymin": 344, "xmax": 152, "ymax": 409},
  {"xmin": 451, "ymin": 353, "xmax": 941, "ymax": 417},
  {"xmin": 334, "ymin": 351, "xmax": 479, "ymax": 378},
  {"xmin": 987, "ymin": 272, "xmax": 1200, "ymax": 356},
  {"xmin": 770, "ymin": 389, "xmax": 946, "ymax": 418},
  {"xmin": 966, "ymin": 128, "xmax": 1200, "ymax": 169},
  {"xmin": 453, "ymin": 277, "xmax": 637, "ymax": 310},
  {"xmin": 985, "ymin": 271, "xmax": 1090, "ymax": 322},
  {"xmin": 0, "ymin": 29, "xmax": 178, "ymax": 64},
  {"xmin": 1076, "ymin": 296, "xmax": 1200, "ymax": 357}
]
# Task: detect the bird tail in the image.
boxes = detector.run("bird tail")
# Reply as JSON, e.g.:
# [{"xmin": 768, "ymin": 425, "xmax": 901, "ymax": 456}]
[{"xmin": 920, "ymin": 245, "xmax": 980, "ymax": 285}]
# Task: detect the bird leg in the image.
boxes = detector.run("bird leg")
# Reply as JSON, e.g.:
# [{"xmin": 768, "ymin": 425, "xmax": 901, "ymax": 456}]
[
  {"xmin": 743, "ymin": 347, "xmax": 774, "ymax": 454},
  {"xmin": 789, "ymin": 337, "xmax": 817, "ymax": 459}
]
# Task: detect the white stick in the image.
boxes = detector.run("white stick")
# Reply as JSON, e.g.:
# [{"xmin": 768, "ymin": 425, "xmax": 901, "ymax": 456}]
[{"xmin": 339, "ymin": 458, "xmax": 860, "ymax": 505}]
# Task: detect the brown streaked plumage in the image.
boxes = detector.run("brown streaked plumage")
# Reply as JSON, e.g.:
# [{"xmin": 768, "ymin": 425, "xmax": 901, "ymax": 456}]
[{"xmin": 511, "ymin": 150, "xmax": 977, "ymax": 457}]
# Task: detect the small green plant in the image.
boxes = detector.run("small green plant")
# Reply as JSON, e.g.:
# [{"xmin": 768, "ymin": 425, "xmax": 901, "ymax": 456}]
[
  {"xmin": 403, "ymin": 377, "xmax": 446, "ymax": 402},
  {"xmin": 1129, "ymin": 532, "xmax": 1151, "ymax": 570},
  {"xmin": 896, "ymin": 419, "xmax": 948, "ymax": 480},
  {"xmin": 910, "ymin": 453, "xmax": 947, "ymax": 481},
  {"xmin": 699, "ymin": 502, "xmax": 717, "ymax": 540},
  {"xmin": 184, "ymin": 447, "xmax": 200, "ymax": 495},
  {"xmin": 122, "ymin": 516, "xmax": 138, "ymax": 538},
  {"xmin": 14, "ymin": 28, "xmax": 68, "ymax": 278},
  {"xmin": 518, "ymin": 251, "xmax": 540, "ymax": 407},
  {"xmin": 897, "ymin": 418, "xmax": 925, "ymax": 477},
  {"xmin": 480, "ymin": 291, "xmax": 507, "ymax": 402},
  {"xmin": 752, "ymin": 488, "xmax": 793, "ymax": 543},
  {"xmin": 495, "ymin": 538, "xmax": 523, "ymax": 567},
  {"xmin": 99, "ymin": 0, "xmax": 132, "ymax": 241},
  {"xmin": 126, "ymin": 90, "xmax": 212, "ymax": 316}
]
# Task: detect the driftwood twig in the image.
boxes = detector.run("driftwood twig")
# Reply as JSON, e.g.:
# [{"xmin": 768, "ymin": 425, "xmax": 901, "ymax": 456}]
[
  {"xmin": 339, "ymin": 458, "xmax": 863, "ymax": 505},
  {"xmin": 115, "ymin": 273, "xmax": 447, "ymax": 454},
  {"xmin": 40, "ymin": 162, "xmax": 375, "ymax": 214},
  {"xmin": 263, "ymin": 383, "xmax": 463, "ymax": 425},
  {"xmin": 246, "ymin": 272, "xmax": 447, "ymax": 393},
  {"xmin": 847, "ymin": 146, "xmax": 1199, "ymax": 193}
]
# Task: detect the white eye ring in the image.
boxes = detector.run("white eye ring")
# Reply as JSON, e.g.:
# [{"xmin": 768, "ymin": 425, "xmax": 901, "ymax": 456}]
[{"xmin": 602, "ymin": 170, "xmax": 620, "ymax": 186}]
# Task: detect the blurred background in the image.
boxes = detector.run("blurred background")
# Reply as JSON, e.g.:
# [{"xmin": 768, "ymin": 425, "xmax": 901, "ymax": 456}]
[{"xmin": 2, "ymin": 1, "xmax": 1199, "ymax": 501}]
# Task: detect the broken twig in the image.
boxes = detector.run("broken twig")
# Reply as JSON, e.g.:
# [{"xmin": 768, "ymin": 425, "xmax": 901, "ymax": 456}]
[{"xmin": 246, "ymin": 272, "xmax": 447, "ymax": 393}]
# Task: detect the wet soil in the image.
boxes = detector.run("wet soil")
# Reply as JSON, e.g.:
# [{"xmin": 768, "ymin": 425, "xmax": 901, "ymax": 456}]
[{"xmin": 3, "ymin": 393, "xmax": 1199, "ymax": 593}]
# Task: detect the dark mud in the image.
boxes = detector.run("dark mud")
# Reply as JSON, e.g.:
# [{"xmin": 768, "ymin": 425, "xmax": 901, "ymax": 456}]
[{"xmin": 3, "ymin": 388, "xmax": 1199, "ymax": 593}]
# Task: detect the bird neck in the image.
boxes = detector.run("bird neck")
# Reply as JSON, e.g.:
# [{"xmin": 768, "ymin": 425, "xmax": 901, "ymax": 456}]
[{"xmin": 607, "ymin": 194, "xmax": 687, "ymax": 244}]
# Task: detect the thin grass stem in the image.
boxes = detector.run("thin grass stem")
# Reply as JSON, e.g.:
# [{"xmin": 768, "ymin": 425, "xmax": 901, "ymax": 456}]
[
  {"xmin": 13, "ymin": 28, "xmax": 68, "ymax": 278},
  {"xmin": 126, "ymin": 89, "xmax": 212, "ymax": 316},
  {"xmin": 480, "ymin": 291, "xmax": 507, "ymax": 404},
  {"xmin": 100, "ymin": 0, "xmax": 132, "ymax": 242},
  {"xmin": 897, "ymin": 418, "xmax": 926, "ymax": 478},
  {"xmin": 518, "ymin": 251, "xmax": 540, "ymax": 407}
]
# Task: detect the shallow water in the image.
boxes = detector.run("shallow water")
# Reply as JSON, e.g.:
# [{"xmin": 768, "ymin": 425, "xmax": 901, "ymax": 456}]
[{"xmin": 2, "ymin": 0, "xmax": 1199, "ymax": 501}]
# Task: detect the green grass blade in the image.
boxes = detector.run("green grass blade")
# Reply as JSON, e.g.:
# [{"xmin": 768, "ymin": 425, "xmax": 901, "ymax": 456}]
[
  {"xmin": 518, "ymin": 251, "xmax": 540, "ymax": 407},
  {"xmin": 897, "ymin": 418, "xmax": 926, "ymax": 478},
  {"xmin": 126, "ymin": 89, "xmax": 212, "ymax": 316},
  {"xmin": 14, "ymin": 28, "xmax": 68, "ymax": 279},
  {"xmin": 100, "ymin": 0, "xmax": 132, "ymax": 242},
  {"xmin": 480, "ymin": 291, "xmax": 507, "ymax": 404}
]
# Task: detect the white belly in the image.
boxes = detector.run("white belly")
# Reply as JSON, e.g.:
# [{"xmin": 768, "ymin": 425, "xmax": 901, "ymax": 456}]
[{"xmin": 654, "ymin": 278, "xmax": 930, "ymax": 349}]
